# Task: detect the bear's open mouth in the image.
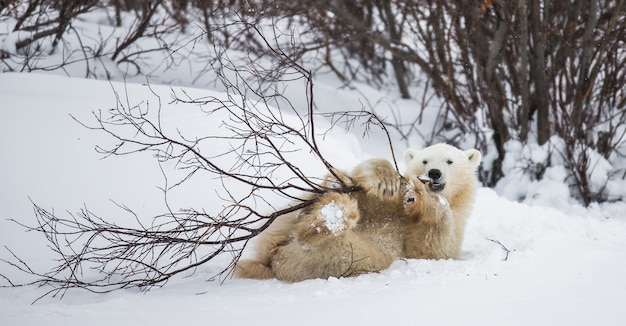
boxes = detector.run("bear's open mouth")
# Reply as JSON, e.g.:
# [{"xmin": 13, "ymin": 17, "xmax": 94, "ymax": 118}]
[{"xmin": 429, "ymin": 182, "xmax": 445, "ymax": 192}]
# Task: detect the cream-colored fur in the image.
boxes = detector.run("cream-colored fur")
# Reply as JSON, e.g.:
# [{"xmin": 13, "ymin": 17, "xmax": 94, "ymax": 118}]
[
  {"xmin": 235, "ymin": 143, "xmax": 481, "ymax": 282},
  {"xmin": 402, "ymin": 143, "xmax": 482, "ymax": 257}
]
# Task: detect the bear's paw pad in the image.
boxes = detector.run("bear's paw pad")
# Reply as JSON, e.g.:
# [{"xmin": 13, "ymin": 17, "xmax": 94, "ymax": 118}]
[{"xmin": 404, "ymin": 179, "xmax": 417, "ymax": 206}]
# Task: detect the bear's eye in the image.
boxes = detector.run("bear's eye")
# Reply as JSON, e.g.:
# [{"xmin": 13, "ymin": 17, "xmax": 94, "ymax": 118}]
[
  {"xmin": 422, "ymin": 160, "xmax": 428, "ymax": 165},
  {"xmin": 446, "ymin": 159, "xmax": 453, "ymax": 165}
]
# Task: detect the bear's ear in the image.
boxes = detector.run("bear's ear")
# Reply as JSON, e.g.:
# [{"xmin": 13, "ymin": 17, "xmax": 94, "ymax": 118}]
[
  {"xmin": 403, "ymin": 148, "xmax": 419, "ymax": 163},
  {"xmin": 465, "ymin": 149, "xmax": 482, "ymax": 167}
]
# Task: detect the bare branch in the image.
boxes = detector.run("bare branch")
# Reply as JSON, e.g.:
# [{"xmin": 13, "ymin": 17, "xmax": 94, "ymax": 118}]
[{"xmin": 1, "ymin": 16, "xmax": 398, "ymax": 298}]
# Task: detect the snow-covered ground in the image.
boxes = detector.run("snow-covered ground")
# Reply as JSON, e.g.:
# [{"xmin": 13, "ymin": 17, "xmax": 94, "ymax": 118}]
[{"xmin": 1, "ymin": 72, "xmax": 626, "ymax": 325}]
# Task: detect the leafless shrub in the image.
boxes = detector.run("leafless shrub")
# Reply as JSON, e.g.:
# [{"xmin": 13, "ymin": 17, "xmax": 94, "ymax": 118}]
[
  {"xmin": 2, "ymin": 0, "xmax": 623, "ymax": 216},
  {"xmin": 1, "ymin": 0, "xmax": 189, "ymax": 77},
  {"xmin": 291, "ymin": 0, "xmax": 626, "ymax": 203},
  {"xmin": 0, "ymin": 24, "xmax": 396, "ymax": 299}
]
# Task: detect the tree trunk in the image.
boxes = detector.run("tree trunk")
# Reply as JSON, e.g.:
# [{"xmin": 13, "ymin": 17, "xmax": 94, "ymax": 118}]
[{"xmin": 530, "ymin": 0, "xmax": 550, "ymax": 145}]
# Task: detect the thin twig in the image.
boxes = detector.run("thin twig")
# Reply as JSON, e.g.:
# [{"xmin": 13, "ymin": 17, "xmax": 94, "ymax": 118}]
[{"xmin": 486, "ymin": 238, "xmax": 512, "ymax": 261}]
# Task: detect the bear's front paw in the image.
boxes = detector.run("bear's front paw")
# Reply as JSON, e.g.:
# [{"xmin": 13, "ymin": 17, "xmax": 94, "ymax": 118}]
[
  {"xmin": 403, "ymin": 177, "xmax": 427, "ymax": 207},
  {"xmin": 351, "ymin": 158, "xmax": 402, "ymax": 199},
  {"xmin": 321, "ymin": 169, "xmax": 355, "ymax": 190},
  {"xmin": 403, "ymin": 176, "xmax": 450, "ymax": 207},
  {"xmin": 403, "ymin": 177, "xmax": 453, "ymax": 222},
  {"xmin": 299, "ymin": 193, "xmax": 360, "ymax": 237}
]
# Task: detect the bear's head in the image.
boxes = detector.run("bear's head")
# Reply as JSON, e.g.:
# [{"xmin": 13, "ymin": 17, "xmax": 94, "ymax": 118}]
[{"xmin": 403, "ymin": 143, "xmax": 481, "ymax": 200}]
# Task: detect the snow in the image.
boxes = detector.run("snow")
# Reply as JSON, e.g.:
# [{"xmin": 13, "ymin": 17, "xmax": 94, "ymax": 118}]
[
  {"xmin": 437, "ymin": 194, "xmax": 448, "ymax": 207},
  {"xmin": 319, "ymin": 201, "xmax": 346, "ymax": 235},
  {"xmin": 1, "ymin": 72, "xmax": 626, "ymax": 326},
  {"xmin": 3, "ymin": 11, "xmax": 626, "ymax": 320}
]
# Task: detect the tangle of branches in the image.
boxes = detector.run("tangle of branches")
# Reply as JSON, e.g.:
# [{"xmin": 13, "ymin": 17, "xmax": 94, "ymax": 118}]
[{"xmin": 0, "ymin": 21, "xmax": 397, "ymax": 301}]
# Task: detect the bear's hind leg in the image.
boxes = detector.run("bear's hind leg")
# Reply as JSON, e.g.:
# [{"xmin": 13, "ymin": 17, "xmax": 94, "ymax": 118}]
[
  {"xmin": 234, "ymin": 211, "xmax": 298, "ymax": 280},
  {"xmin": 234, "ymin": 259, "xmax": 276, "ymax": 280},
  {"xmin": 272, "ymin": 192, "xmax": 392, "ymax": 282}
]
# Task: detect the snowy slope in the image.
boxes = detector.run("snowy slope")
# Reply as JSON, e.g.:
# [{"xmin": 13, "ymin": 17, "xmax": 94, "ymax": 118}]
[{"xmin": 1, "ymin": 73, "xmax": 626, "ymax": 326}]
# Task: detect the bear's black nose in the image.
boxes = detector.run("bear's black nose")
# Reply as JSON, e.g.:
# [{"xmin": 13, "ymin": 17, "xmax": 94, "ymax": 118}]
[{"xmin": 428, "ymin": 169, "xmax": 442, "ymax": 181}]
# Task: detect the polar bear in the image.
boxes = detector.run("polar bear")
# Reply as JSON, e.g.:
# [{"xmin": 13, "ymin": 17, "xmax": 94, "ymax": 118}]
[
  {"xmin": 235, "ymin": 143, "xmax": 481, "ymax": 282},
  {"xmin": 399, "ymin": 143, "xmax": 482, "ymax": 258}
]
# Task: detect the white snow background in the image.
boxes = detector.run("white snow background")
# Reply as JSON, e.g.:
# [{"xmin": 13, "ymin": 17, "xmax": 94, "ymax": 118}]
[{"xmin": 2, "ymin": 14, "xmax": 626, "ymax": 326}]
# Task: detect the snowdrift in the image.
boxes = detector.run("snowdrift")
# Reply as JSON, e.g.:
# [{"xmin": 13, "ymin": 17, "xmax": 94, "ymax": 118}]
[{"xmin": 1, "ymin": 73, "xmax": 626, "ymax": 325}]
